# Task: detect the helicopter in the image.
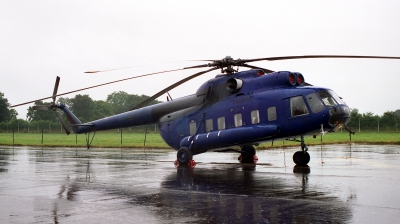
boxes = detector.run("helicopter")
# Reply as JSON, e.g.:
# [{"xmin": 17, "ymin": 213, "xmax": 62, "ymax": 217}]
[{"xmin": 11, "ymin": 55, "xmax": 400, "ymax": 166}]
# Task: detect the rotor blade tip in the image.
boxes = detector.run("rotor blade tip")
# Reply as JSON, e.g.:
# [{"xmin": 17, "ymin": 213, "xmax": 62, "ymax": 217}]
[{"xmin": 84, "ymin": 71, "xmax": 100, "ymax": 73}]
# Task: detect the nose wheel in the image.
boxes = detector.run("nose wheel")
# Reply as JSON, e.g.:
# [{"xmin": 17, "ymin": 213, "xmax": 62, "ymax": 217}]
[
  {"xmin": 292, "ymin": 136, "xmax": 310, "ymax": 166},
  {"xmin": 293, "ymin": 151, "xmax": 310, "ymax": 166}
]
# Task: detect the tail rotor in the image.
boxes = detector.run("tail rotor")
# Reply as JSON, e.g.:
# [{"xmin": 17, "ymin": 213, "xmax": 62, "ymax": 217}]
[{"xmin": 33, "ymin": 76, "xmax": 71, "ymax": 135}]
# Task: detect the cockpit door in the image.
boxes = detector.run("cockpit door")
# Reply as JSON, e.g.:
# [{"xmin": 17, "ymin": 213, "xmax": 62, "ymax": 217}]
[{"xmin": 287, "ymin": 95, "xmax": 311, "ymax": 136}]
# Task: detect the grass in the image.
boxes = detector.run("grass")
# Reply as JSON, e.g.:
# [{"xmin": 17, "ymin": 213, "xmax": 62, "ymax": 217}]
[
  {"xmin": 257, "ymin": 132, "xmax": 400, "ymax": 149},
  {"xmin": 0, "ymin": 131, "xmax": 399, "ymax": 149},
  {"xmin": 0, "ymin": 132, "xmax": 167, "ymax": 148}
]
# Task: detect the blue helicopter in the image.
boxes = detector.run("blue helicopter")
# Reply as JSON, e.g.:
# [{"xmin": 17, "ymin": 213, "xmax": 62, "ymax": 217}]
[{"xmin": 12, "ymin": 55, "xmax": 400, "ymax": 166}]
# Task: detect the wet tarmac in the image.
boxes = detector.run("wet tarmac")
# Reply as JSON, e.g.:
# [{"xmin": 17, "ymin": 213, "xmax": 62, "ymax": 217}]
[{"xmin": 0, "ymin": 144, "xmax": 399, "ymax": 223}]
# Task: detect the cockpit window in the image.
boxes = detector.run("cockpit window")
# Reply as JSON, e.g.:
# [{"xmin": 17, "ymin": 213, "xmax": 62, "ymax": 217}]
[
  {"xmin": 318, "ymin": 90, "xmax": 337, "ymax": 107},
  {"xmin": 306, "ymin": 93, "xmax": 325, "ymax": 113},
  {"xmin": 328, "ymin": 90, "xmax": 344, "ymax": 105},
  {"xmin": 290, "ymin": 96, "xmax": 309, "ymax": 117},
  {"xmin": 317, "ymin": 90, "xmax": 344, "ymax": 107}
]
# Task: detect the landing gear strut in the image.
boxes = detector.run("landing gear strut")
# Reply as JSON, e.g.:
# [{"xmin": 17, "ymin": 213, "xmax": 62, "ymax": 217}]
[
  {"xmin": 238, "ymin": 145, "xmax": 258, "ymax": 164},
  {"xmin": 293, "ymin": 136, "xmax": 310, "ymax": 166}
]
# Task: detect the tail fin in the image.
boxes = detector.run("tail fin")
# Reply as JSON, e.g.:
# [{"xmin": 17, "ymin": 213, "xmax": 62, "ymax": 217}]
[{"xmin": 57, "ymin": 104, "xmax": 84, "ymax": 133}]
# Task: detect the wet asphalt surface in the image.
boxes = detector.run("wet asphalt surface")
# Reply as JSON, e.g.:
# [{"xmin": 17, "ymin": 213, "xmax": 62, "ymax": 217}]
[{"xmin": 0, "ymin": 144, "xmax": 400, "ymax": 224}]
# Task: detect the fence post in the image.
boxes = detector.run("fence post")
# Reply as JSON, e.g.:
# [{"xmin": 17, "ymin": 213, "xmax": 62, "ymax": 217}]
[{"xmin": 378, "ymin": 118, "xmax": 380, "ymax": 132}]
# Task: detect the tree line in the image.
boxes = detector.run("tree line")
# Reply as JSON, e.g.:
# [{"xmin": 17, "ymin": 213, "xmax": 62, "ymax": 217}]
[
  {"xmin": 0, "ymin": 91, "xmax": 399, "ymax": 133},
  {"xmin": 0, "ymin": 91, "xmax": 161, "ymax": 133},
  {"xmin": 346, "ymin": 109, "xmax": 399, "ymax": 132}
]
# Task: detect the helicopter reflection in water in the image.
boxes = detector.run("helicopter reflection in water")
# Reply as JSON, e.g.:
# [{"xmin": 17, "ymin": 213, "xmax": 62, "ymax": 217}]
[{"xmin": 130, "ymin": 165, "xmax": 352, "ymax": 223}]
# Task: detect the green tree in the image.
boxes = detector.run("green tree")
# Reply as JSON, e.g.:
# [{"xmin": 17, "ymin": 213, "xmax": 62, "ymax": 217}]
[
  {"xmin": 70, "ymin": 94, "xmax": 94, "ymax": 122},
  {"xmin": 362, "ymin": 112, "xmax": 379, "ymax": 131},
  {"xmin": 106, "ymin": 91, "xmax": 161, "ymax": 114},
  {"xmin": 0, "ymin": 92, "xmax": 18, "ymax": 122},
  {"xmin": 10, "ymin": 109, "xmax": 18, "ymax": 120},
  {"xmin": 93, "ymin": 100, "xmax": 114, "ymax": 120},
  {"xmin": 380, "ymin": 111, "xmax": 399, "ymax": 131},
  {"xmin": 26, "ymin": 101, "xmax": 57, "ymax": 122},
  {"xmin": 57, "ymin": 97, "xmax": 72, "ymax": 108},
  {"xmin": 106, "ymin": 91, "xmax": 130, "ymax": 114},
  {"xmin": 347, "ymin": 108, "xmax": 361, "ymax": 130}
]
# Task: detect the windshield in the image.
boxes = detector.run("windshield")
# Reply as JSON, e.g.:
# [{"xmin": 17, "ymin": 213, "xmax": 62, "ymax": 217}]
[
  {"xmin": 317, "ymin": 90, "xmax": 344, "ymax": 107},
  {"xmin": 328, "ymin": 90, "xmax": 344, "ymax": 104}
]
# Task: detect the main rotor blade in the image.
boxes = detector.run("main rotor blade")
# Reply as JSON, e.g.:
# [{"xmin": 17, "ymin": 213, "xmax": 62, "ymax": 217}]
[
  {"xmin": 241, "ymin": 64, "xmax": 275, "ymax": 73},
  {"xmin": 84, "ymin": 60, "xmax": 187, "ymax": 73},
  {"xmin": 54, "ymin": 110, "xmax": 70, "ymax": 135},
  {"xmin": 243, "ymin": 55, "xmax": 400, "ymax": 63},
  {"xmin": 183, "ymin": 63, "xmax": 211, "ymax": 69},
  {"xmin": 32, "ymin": 105, "xmax": 49, "ymax": 111},
  {"xmin": 131, "ymin": 67, "xmax": 219, "ymax": 110},
  {"xmin": 11, "ymin": 68, "xmax": 184, "ymax": 108},
  {"xmin": 52, "ymin": 76, "xmax": 60, "ymax": 102}
]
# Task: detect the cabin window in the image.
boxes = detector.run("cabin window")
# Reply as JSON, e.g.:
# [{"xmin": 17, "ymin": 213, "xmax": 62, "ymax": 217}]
[
  {"xmin": 290, "ymin": 96, "xmax": 309, "ymax": 117},
  {"xmin": 189, "ymin": 121, "xmax": 197, "ymax": 135},
  {"xmin": 306, "ymin": 93, "xmax": 325, "ymax": 113},
  {"xmin": 217, "ymin": 117, "xmax": 226, "ymax": 130},
  {"xmin": 251, "ymin": 110, "xmax": 260, "ymax": 124},
  {"xmin": 268, "ymin": 107, "xmax": 277, "ymax": 121},
  {"xmin": 206, "ymin": 119, "xmax": 213, "ymax": 132},
  {"xmin": 234, "ymin": 113, "xmax": 243, "ymax": 127}
]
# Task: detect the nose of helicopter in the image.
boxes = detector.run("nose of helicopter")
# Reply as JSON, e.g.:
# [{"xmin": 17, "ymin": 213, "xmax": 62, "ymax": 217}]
[{"xmin": 329, "ymin": 105, "xmax": 351, "ymax": 128}]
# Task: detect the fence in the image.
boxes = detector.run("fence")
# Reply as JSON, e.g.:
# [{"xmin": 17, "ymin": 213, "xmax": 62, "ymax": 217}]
[{"xmin": 0, "ymin": 120, "xmax": 158, "ymax": 133}]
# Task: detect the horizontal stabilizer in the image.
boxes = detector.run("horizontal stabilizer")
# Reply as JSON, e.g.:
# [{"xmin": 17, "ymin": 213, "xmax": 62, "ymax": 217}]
[{"xmin": 71, "ymin": 124, "xmax": 95, "ymax": 126}]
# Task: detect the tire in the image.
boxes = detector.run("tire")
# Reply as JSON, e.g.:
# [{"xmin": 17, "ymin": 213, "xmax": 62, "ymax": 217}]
[
  {"xmin": 177, "ymin": 147, "xmax": 193, "ymax": 164},
  {"xmin": 293, "ymin": 151, "xmax": 310, "ymax": 166},
  {"xmin": 240, "ymin": 145, "xmax": 256, "ymax": 164}
]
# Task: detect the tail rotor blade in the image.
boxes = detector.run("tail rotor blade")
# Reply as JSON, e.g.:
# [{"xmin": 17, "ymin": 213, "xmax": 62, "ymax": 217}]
[
  {"xmin": 52, "ymin": 76, "xmax": 60, "ymax": 103},
  {"xmin": 54, "ymin": 110, "xmax": 70, "ymax": 135}
]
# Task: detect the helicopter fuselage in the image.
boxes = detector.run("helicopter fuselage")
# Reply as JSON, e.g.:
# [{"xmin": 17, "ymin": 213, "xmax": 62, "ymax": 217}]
[{"xmin": 61, "ymin": 69, "xmax": 350, "ymax": 155}]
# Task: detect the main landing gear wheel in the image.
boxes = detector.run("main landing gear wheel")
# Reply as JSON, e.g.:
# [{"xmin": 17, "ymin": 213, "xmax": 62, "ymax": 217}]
[
  {"xmin": 293, "ymin": 151, "xmax": 310, "ymax": 166},
  {"xmin": 238, "ymin": 145, "xmax": 258, "ymax": 164},
  {"xmin": 177, "ymin": 147, "xmax": 193, "ymax": 165}
]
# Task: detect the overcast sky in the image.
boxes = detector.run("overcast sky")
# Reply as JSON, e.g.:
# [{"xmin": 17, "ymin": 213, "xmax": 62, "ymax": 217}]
[{"xmin": 1, "ymin": 1, "xmax": 400, "ymax": 119}]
